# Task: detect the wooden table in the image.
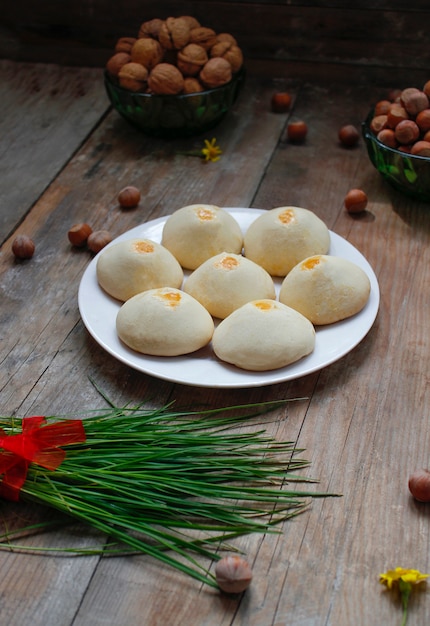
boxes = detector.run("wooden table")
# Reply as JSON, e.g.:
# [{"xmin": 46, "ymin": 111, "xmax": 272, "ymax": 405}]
[{"xmin": 1, "ymin": 58, "xmax": 430, "ymax": 626}]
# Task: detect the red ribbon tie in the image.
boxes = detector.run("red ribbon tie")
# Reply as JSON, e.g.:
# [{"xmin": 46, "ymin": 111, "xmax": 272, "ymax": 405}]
[{"xmin": 0, "ymin": 416, "xmax": 86, "ymax": 501}]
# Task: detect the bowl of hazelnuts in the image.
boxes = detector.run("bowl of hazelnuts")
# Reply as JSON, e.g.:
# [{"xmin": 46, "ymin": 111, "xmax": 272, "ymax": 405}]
[
  {"xmin": 362, "ymin": 80, "xmax": 430, "ymax": 201},
  {"xmin": 105, "ymin": 15, "xmax": 245, "ymax": 138}
]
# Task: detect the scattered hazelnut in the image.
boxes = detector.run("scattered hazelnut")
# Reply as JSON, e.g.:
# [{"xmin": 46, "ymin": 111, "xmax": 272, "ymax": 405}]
[
  {"xmin": 344, "ymin": 189, "xmax": 368, "ymax": 214},
  {"xmin": 287, "ymin": 121, "xmax": 308, "ymax": 143},
  {"xmin": 215, "ymin": 556, "xmax": 253, "ymax": 594},
  {"xmin": 409, "ymin": 469, "xmax": 430, "ymax": 502},
  {"xmin": 271, "ymin": 92, "xmax": 291, "ymax": 113},
  {"xmin": 12, "ymin": 235, "xmax": 35, "ymax": 259},
  {"xmin": 118, "ymin": 186, "xmax": 141, "ymax": 208},
  {"xmin": 68, "ymin": 223, "xmax": 93, "ymax": 247},
  {"xmin": 338, "ymin": 124, "xmax": 360, "ymax": 147},
  {"xmin": 87, "ymin": 230, "xmax": 112, "ymax": 253}
]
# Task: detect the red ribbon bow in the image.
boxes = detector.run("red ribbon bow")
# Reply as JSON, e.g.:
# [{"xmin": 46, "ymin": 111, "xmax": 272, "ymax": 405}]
[{"xmin": 0, "ymin": 416, "xmax": 86, "ymax": 501}]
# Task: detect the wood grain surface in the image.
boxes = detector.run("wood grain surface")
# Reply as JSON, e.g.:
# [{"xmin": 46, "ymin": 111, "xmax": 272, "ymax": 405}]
[{"xmin": 1, "ymin": 57, "xmax": 430, "ymax": 625}]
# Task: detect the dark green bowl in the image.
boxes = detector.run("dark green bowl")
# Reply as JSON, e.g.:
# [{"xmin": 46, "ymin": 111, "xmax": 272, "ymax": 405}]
[
  {"xmin": 362, "ymin": 111, "xmax": 430, "ymax": 202},
  {"xmin": 104, "ymin": 68, "xmax": 245, "ymax": 138}
]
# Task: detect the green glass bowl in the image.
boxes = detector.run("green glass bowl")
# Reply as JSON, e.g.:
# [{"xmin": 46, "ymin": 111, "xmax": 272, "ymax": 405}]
[
  {"xmin": 362, "ymin": 110, "xmax": 430, "ymax": 202},
  {"xmin": 104, "ymin": 68, "xmax": 245, "ymax": 138}
]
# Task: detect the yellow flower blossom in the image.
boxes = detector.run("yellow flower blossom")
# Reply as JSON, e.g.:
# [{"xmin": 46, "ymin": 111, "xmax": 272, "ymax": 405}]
[
  {"xmin": 201, "ymin": 138, "xmax": 222, "ymax": 162},
  {"xmin": 379, "ymin": 567, "xmax": 429, "ymax": 626},
  {"xmin": 380, "ymin": 567, "xmax": 429, "ymax": 589}
]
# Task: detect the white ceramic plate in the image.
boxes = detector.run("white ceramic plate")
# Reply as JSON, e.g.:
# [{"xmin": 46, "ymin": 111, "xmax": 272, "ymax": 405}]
[{"xmin": 78, "ymin": 208, "xmax": 380, "ymax": 388}]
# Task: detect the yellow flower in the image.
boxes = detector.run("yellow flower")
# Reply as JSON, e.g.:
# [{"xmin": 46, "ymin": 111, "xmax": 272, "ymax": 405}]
[
  {"xmin": 379, "ymin": 567, "xmax": 429, "ymax": 626},
  {"xmin": 379, "ymin": 567, "xmax": 429, "ymax": 589},
  {"xmin": 201, "ymin": 138, "xmax": 222, "ymax": 162}
]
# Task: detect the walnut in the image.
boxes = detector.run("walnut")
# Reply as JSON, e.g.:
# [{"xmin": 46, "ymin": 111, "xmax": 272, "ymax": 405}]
[
  {"xmin": 147, "ymin": 63, "xmax": 184, "ymax": 95},
  {"xmin": 118, "ymin": 62, "xmax": 148, "ymax": 92},
  {"xmin": 106, "ymin": 52, "xmax": 131, "ymax": 77},
  {"xmin": 215, "ymin": 33, "xmax": 237, "ymax": 46},
  {"xmin": 189, "ymin": 27, "xmax": 217, "ymax": 50},
  {"xmin": 177, "ymin": 44, "xmax": 208, "ymax": 76},
  {"xmin": 158, "ymin": 17, "xmax": 191, "ymax": 50},
  {"xmin": 179, "ymin": 16, "xmax": 201, "ymax": 30},
  {"xmin": 183, "ymin": 77, "xmax": 204, "ymax": 94},
  {"xmin": 210, "ymin": 41, "xmax": 243, "ymax": 73},
  {"xmin": 200, "ymin": 57, "xmax": 232, "ymax": 88},
  {"xmin": 138, "ymin": 18, "xmax": 164, "ymax": 39},
  {"xmin": 115, "ymin": 37, "xmax": 137, "ymax": 54},
  {"xmin": 131, "ymin": 38, "xmax": 164, "ymax": 70}
]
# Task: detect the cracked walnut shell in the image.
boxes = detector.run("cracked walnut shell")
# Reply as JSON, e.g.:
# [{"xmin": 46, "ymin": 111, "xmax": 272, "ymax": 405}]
[
  {"xmin": 177, "ymin": 44, "xmax": 208, "ymax": 76},
  {"xmin": 158, "ymin": 17, "xmax": 191, "ymax": 50},
  {"xmin": 200, "ymin": 57, "xmax": 232, "ymax": 88},
  {"xmin": 148, "ymin": 63, "xmax": 184, "ymax": 95}
]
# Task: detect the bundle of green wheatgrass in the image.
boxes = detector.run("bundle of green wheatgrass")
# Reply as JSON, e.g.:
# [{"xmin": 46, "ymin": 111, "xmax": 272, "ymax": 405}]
[{"xmin": 0, "ymin": 393, "xmax": 336, "ymax": 589}]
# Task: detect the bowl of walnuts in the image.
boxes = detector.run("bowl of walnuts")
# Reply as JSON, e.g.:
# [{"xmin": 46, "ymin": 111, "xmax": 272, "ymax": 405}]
[
  {"xmin": 105, "ymin": 16, "xmax": 245, "ymax": 138},
  {"xmin": 362, "ymin": 80, "xmax": 430, "ymax": 201}
]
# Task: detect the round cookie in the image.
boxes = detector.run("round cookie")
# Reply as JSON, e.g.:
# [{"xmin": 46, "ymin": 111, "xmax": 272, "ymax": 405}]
[
  {"xmin": 243, "ymin": 206, "xmax": 330, "ymax": 276},
  {"xmin": 279, "ymin": 254, "xmax": 371, "ymax": 325},
  {"xmin": 96, "ymin": 238, "xmax": 183, "ymax": 302},
  {"xmin": 116, "ymin": 287, "xmax": 214, "ymax": 356},
  {"xmin": 212, "ymin": 299, "xmax": 315, "ymax": 371},
  {"xmin": 183, "ymin": 252, "xmax": 275, "ymax": 319},
  {"xmin": 161, "ymin": 204, "xmax": 243, "ymax": 270}
]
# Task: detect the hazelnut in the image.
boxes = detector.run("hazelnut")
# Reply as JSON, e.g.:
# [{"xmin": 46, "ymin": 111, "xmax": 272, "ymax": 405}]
[
  {"xmin": 400, "ymin": 87, "xmax": 429, "ymax": 116},
  {"xmin": 271, "ymin": 92, "xmax": 292, "ymax": 113},
  {"xmin": 338, "ymin": 124, "xmax": 360, "ymax": 147},
  {"xmin": 12, "ymin": 235, "xmax": 35, "ymax": 259},
  {"xmin": 410, "ymin": 140, "xmax": 430, "ymax": 157},
  {"xmin": 374, "ymin": 100, "xmax": 392, "ymax": 116},
  {"xmin": 416, "ymin": 109, "xmax": 430, "ymax": 133},
  {"xmin": 394, "ymin": 119, "xmax": 420, "ymax": 144},
  {"xmin": 118, "ymin": 186, "xmax": 141, "ymax": 208},
  {"xmin": 377, "ymin": 128, "xmax": 397, "ymax": 148},
  {"xmin": 387, "ymin": 104, "xmax": 409, "ymax": 129},
  {"xmin": 177, "ymin": 43, "xmax": 208, "ymax": 77},
  {"xmin": 200, "ymin": 57, "xmax": 232, "ymax": 88},
  {"xmin": 189, "ymin": 26, "xmax": 217, "ymax": 50},
  {"xmin": 131, "ymin": 38, "xmax": 164, "ymax": 70},
  {"xmin": 215, "ymin": 556, "xmax": 253, "ymax": 594},
  {"xmin": 370, "ymin": 115, "xmax": 388, "ymax": 134},
  {"xmin": 408, "ymin": 468, "xmax": 430, "ymax": 502},
  {"xmin": 344, "ymin": 189, "xmax": 368, "ymax": 214},
  {"xmin": 158, "ymin": 17, "xmax": 191, "ymax": 50},
  {"xmin": 147, "ymin": 63, "xmax": 184, "ymax": 95},
  {"xmin": 423, "ymin": 80, "xmax": 430, "ymax": 99},
  {"xmin": 87, "ymin": 230, "xmax": 112, "ymax": 254},
  {"xmin": 287, "ymin": 121, "xmax": 308, "ymax": 142},
  {"xmin": 138, "ymin": 18, "xmax": 164, "ymax": 40},
  {"xmin": 68, "ymin": 223, "xmax": 93, "ymax": 247},
  {"xmin": 106, "ymin": 52, "xmax": 131, "ymax": 77},
  {"xmin": 114, "ymin": 37, "xmax": 137, "ymax": 54},
  {"xmin": 118, "ymin": 62, "xmax": 148, "ymax": 92}
]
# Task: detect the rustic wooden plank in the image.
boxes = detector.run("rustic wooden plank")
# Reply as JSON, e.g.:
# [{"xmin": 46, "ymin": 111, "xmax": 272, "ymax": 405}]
[
  {"xmin": 2, "ymin": 2, "xmax": 429, "ymax": 74},
  {"xmin": 0, "ymin": 60, "xmax": 109, "ymax": 242}
]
